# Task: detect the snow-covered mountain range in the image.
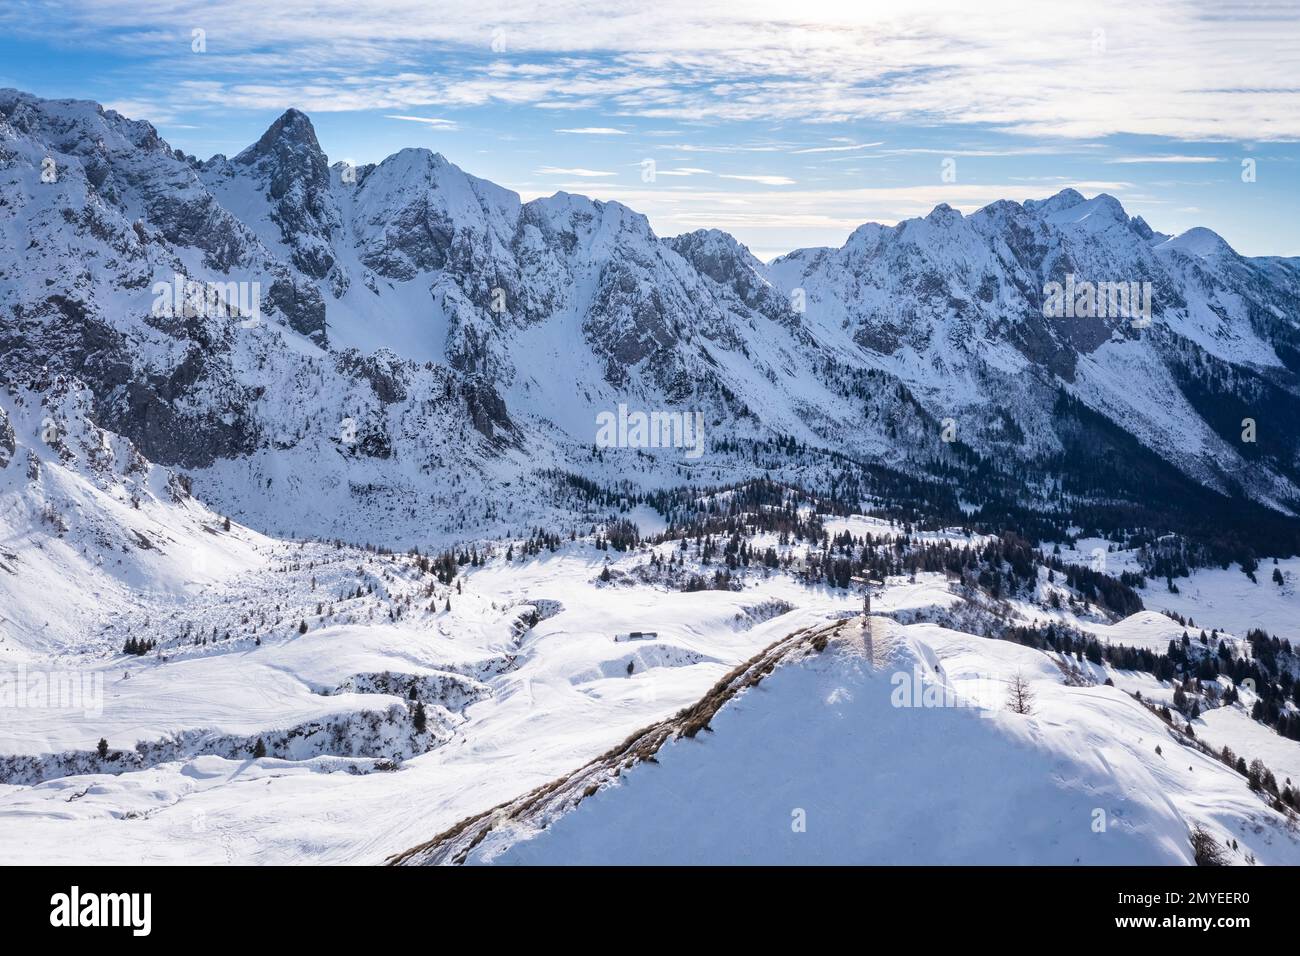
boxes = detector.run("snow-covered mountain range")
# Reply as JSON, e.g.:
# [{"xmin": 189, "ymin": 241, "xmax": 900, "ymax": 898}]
[
  {"xmin": 4, "ymin": 89, "xmax": 1299, "ymax": 548},
  {"xmin": 4, "ymin": 90, "xmax": 1300, "ymax": 867}
]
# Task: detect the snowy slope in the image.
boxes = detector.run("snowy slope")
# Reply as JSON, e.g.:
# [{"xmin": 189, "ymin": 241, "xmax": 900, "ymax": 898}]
[
  {"xmin": 0, "ymin": 376, "xmax": 267, "ymax": 661},
  {"xmin": 2, "ymin": 447, "xmax": 1298, "ymax": 866},
  {"xmin": 398, "ymin": 619, "xmax": 1299, "ymax": 866}
]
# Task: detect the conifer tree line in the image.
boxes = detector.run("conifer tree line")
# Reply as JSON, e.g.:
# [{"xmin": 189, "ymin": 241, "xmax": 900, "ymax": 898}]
[
  {"xmin": 560, "ymin": 408, "xmax": 1300, "ymax": 576},
  {"xmin": 999, "ymin": 619, "xmax": 1300, "ymax": 747}
]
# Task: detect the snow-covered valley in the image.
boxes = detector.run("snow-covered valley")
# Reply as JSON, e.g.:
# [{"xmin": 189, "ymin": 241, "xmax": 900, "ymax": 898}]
[{"xmin": 3, "ymin": 403, "xmax": 1298, "ymax": 864}]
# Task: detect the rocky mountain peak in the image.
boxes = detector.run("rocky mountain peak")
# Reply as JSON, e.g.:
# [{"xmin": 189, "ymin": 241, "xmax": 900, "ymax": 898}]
[
  {"xmin": 228, "ymin": 107, "xmax": 338, "ymax": 279},
  {"xmin": 236, "ymin": 108, "xmax": 324, "ymax": 165},
  {"xmin": 1157, "ymin": 226, "xmax": 1237, "ymax": 260}
]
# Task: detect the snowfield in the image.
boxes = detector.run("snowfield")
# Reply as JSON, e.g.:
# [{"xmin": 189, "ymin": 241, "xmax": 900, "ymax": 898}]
[
  {"xmin": 0, "ymin": 551, "xmax": 856, "ymax": 863},
  {"xmin": 449, "ymin": 622, "xmax": 1299, "ymax": 866},
  {"xmin": 4, "ymin": 448, "xmax": 1299, "ymax": 864}
]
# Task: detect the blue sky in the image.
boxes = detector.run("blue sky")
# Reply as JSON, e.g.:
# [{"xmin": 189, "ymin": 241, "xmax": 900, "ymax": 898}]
[{"xmin": 1, "ymin": 0, "xmax": 1297, "ymax": 259}]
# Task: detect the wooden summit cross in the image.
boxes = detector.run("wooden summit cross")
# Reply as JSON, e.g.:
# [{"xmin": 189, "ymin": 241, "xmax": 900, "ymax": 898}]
[
  {"xmin": 849, "ymin": 574, "xmax": 884, "ymax": 665},
  {"xmin": 850, "ymin": 574, "xmax": 883, "ymax": 617}
]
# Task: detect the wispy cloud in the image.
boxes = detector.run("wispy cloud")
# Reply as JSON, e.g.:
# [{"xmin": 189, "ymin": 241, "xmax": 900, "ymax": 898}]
[
  {"xmin": 385, "ymin": 114, "xmax": 459, "ymax": 129},
  {"xmin": 663, "ymin": 143, "xmax": 786, "ymax": 153},
  {"xmin": 792, "ymin": 142, "xmax": 884, "ymax": 154},
  {"xmin": 555, "ymin": 127, "xmax": 626, "ymax": 134},
  {"xmin": 719, "ymin": 174, "xmax": 797, "ymax": 186},
  {"xmin": 13, "ymin": 1, "xmax": 1300, "ymax": 140},
  {"xmin": 104, "ymin": 98, "xmax": 183, "ymax": 124},
  {"xmin": 537, "ymin": 166, "xmax": 616, "ymax": 177},
  {"xmin": 1106, "ymin": 155, "xmax": 1222, "ymax": 164},
  {"xmin": 880, "ymin": 146, "xmax": 1106, "ymax": 157}
]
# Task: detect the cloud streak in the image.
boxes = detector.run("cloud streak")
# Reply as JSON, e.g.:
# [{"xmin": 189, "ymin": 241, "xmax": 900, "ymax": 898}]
[
  {"xmin": 536, "ymin": 166, "xmax": 616, "ymax": 177},
  {"xmin": 719, "ymin": 173, "xmax": 797, "ymax": 185},
  {"xmin": 1106, "ymin": 155, "xmax": 1222, "ymax": 164},
  {"xmin": 386, "ymin": 114, "xmax": 459, "ymax": 129}
]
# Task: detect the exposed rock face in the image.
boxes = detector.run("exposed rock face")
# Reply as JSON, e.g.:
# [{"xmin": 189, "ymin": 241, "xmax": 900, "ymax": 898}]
[
  {"xmin": 335, "ymin": 349, "xmax": 409, "ymax": 405},
  {"xmin": 2, "ymin": 87, "xmax": 1300, "ymax": 538},
  {"xmin": 233, "ymin": 108, "xmax": 339, "ymax": 280},
  {"xmin": 459, "ymin": 375, "xmax": 515, "ymax": 444},
  {"xmin": 264, "ymin": 275, "xmax": 327, "ymax": 342},
  {"xmin": 0, "ymin": 404, "xmax": 14, "ymax": 468}
]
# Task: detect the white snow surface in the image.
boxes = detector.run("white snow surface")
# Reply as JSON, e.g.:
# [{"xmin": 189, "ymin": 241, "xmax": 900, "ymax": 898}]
[
  {"xmin": 464, "ymin": 622, "xmax": 1299, "ymax": 865},
  {"xmin": 3, "ymin": 451, "xmax": 1298, "ymax": 864}
]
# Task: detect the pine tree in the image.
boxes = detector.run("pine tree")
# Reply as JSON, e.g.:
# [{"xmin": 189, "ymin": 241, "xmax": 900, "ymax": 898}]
[
  {"xmin": 252, "ymin": 737, "xmax": 267, "ymax": 758},
  {"xmin": 298, "ymin": 619, "xmax": 307, "ymax": 634},
  {"xmin": 412, "ymin": 701, "xmax": 427, "ymax": 733},
  {"xmin": 96, "ymin": 737, "xmax": 108, "ymax": 759},
  {"xmin": 1248, "ymin": 758, "xmax": 1265, "ymax": 790}
]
